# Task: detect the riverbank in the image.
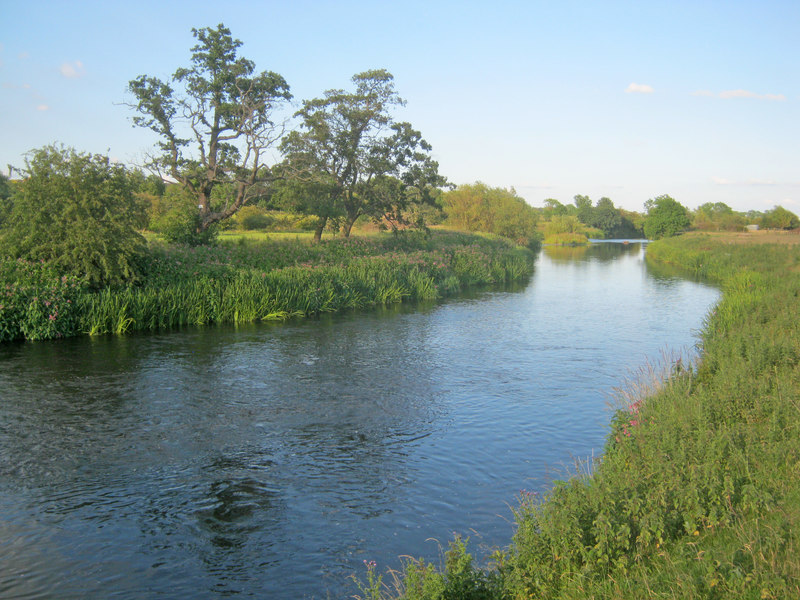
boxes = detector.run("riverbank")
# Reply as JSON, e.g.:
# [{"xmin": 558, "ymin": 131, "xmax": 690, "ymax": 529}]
[
  {"xmin": 371, "ymin": 233, "xmax": 799, "ymax": 599},
  {"xmin": 0, "ymin": 231, "xmax": 536, "ymax": 342}
]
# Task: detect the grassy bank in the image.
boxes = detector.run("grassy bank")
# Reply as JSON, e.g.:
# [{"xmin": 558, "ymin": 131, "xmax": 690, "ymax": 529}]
[
  {"xmin": 360, "ymin": 233, "xmax": 800, "ymax": 599},
  {"xmin": 0, "ymin": 231, "xmax": 535, "ymax": 342}
]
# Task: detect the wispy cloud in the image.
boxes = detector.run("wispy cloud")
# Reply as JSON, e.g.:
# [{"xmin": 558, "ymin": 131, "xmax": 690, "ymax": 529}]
[
  {"xmin": 720, "ymin": 89, "xmax": 786, "ymax": 101},
  {"xmin": 60, "ymin": 60, "xmax": 85, "ymax": 78},
  {"xmin": 36, "ymin": 104, "xmax": 49, "ymax": 111},
  {"xmin": 695, "ymin": 89, "xmax": 786, "ymax": 101},
  {"xmin": 625, "ymin": 83, "xmax": 654, "ymax": 94}
]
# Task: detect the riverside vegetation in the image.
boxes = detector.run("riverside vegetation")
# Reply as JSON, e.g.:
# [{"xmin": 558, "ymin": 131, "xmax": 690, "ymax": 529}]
[
  {"xmin": 354, "ymin": 233, "xmax": 800, "ymax": 600},
  {"xmin": 0, "ymin": 231, "xmax": 535, "ymax": 342}
]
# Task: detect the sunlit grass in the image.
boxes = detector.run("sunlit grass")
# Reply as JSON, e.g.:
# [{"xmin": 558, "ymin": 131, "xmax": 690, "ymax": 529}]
[
  {"xmin": 1, "ymin": 231, "xmax": 536, "ymax": 341},
  {"xmin": 368, "ymin": 234, "xmax": 800, "ymax": 600}
]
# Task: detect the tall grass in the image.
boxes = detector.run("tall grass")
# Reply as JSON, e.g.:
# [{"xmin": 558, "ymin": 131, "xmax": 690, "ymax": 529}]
[
  {"xmin": 0, "ymin": 231, "xmax": 535, "ymax": 341},
  {"xmin": 357, "ymin": 234, "xmax": 800, "ymax": 599}
]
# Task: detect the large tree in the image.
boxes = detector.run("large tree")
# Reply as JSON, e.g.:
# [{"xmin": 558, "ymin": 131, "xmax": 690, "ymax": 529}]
[
  {"xmin": 280, "ymin": 69, "xmax": 444, "ymax": 238},
  {"xmin": 127, "ymin": 24, "xmax": 291, "ymax": 234}
]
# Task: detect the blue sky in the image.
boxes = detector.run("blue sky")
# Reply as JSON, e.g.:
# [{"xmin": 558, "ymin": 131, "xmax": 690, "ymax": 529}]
[{"xmin": 1, "ymin": 0, "xmax": 798, "ymax": 213}]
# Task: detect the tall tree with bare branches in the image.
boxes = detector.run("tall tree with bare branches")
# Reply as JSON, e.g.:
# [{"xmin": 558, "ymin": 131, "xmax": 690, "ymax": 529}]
[{"xmin": 127, "ymin": 24, "xmax": 291, "ymax": 235}]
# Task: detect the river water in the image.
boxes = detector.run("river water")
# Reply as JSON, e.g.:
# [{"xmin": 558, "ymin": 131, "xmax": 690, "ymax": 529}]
[{"xmin": 0, "ymin": 242, "xmax": 719, "ymax": 599}]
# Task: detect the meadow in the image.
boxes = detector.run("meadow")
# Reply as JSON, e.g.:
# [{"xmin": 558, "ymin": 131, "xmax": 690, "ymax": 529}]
[
  {"xmin": 356, "ymin": 232, "xmax": 800, "ymax": 600},
  {"xmin": 0, "ymin": 231, "xmax": 535, "ymax": 342}
]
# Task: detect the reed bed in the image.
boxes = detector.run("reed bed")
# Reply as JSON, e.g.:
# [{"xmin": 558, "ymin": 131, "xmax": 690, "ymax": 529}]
[
  {"xmin": 0, "ymin": 231, "xmax": 535, "ymax": 341},
  {"xmin": 355, "ymin": 234, "xmax": 800, "ymax": 600}
]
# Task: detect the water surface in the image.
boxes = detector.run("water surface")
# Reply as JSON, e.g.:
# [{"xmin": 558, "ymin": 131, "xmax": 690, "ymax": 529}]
[{"xmin": 0, "ymin": 242, "xmax": 719, "ymax": 598}]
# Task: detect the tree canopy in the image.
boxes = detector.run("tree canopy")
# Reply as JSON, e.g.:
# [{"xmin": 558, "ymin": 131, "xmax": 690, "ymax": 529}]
[
  {"xmin": 127, "ymin": 23, "xmax": 291, "ymax": 234},
  {"xmin": 442, "ymin": 182, "xmax": 540, "ymax": 247},
  {"xmin": 643, "ymin": 194, "xmax": 691, "ymax": 240},
  {"xmin": 280, "ymin": 69, "xmax": 445, "ymax": 239},
  {"xmin": 0, "ymin": 145, "xmax": 146, "ymax": 286},
  {"xmin": 761, "ymin": 205, "xmax": 800, "ymax": 230}
]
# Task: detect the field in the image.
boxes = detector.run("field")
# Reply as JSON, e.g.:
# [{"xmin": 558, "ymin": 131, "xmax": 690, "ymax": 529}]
[{"xmin": 687, "ymin": 230, "xmax": 800, "ymax": 245}]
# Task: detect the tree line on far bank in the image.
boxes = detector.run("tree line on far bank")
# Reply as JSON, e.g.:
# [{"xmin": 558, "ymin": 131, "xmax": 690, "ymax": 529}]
[{"xmin": 1, "ymin": 22, "xmax": 798, "ymax": 289}]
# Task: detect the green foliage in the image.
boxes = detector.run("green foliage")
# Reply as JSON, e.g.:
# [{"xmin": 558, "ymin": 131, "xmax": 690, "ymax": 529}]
[
  {"xmin": 0, "ymin": 173, "xmax": 12, "ymax": 227},
  {"xmin": 643, "ymin": 194, "xmax": 691, "ymax": 239},
  {"xmin": 442, "ymin": 183, "xmax": 541, "ymax": 248},
  {"xmin": 0, "ymin": 145, "xmax": 146, "ymax": 286},
  {"xmin": 385, "ymin": 234, "xmax": 800, "ymax": 599},
  {"xmin": 150, "ymin": 185, "xmax": 218, "ymax": 245},
  {"xmin": 128, "ymin": 23, "xmax": 291, "ymax": 233},
  {"xmin": 761, "ymin": 205, "xmax": 799, "ymax": 230},
  {"xmin": 280, "ymin": 69, "xmax": 446, "ymax": 238},
  {"xmin": 692, "ymin": 202, "xmax": 746, "ymax": 232},
  {"xmin": 0, "ymin": 232, "xmax": 534, "ymax": 341},
  {"xmin": 0, "ymin": 258, "xmax": 88, "ymax": 341},
  {"xmin": 543, "ymin": 232, "xmax": 588, "ymax": 245},
  {"xmin": 235, "ymin": 205, "xmax": 273, "ymax": 230},
  {"xmin": 567, "ymin": 194, "xmax": 643, "ymax": 238}
]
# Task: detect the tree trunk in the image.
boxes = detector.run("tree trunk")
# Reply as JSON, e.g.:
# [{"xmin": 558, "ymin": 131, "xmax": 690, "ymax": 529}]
[
  {"xmin": 342, "ymin": 215, "xmax": 357, "ymax": 238},
  {"xmin": 313, "ymin": 216, "xmax": 327, "ymax": 244}
]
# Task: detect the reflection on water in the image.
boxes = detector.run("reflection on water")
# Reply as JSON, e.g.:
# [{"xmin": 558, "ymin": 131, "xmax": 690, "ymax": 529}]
[{"xmin": 0, "ymin": 243, "xmax": 719, "ymax": 599}]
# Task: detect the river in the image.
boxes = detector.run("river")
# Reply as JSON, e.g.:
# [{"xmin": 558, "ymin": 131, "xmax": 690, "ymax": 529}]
[{"xmin": 0, "ymin": 242, "xmax": 719, "ymax": 599}]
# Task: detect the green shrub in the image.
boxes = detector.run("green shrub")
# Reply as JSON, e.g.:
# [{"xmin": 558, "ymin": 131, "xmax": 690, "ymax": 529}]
[
  {"xmin": 0, "ymin": 145, "xmax": 146, "ymax": 286},
  {"xmin": 543, "ymin": 232, "xmax": 588, "ymax": 245},
  {"xmin": 0, "ymin": 258, "xmax": 87, "ymax": 341},
  {"xmin": 150, "ymin": 185, "xmax": 218, "ymax": 245},
  {"xmin": 236, "ymin": 205, "xmax": 273, "ymax": 230}
]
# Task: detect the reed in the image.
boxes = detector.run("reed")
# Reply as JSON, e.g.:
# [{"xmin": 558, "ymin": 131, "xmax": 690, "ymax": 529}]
[
  {"xmin": 1, "ymin": 231, "xmax": 536, "ymax": 341},
  {"xmin": 370, "ymin": 233, "xmax": 800, "ymax": 600}
]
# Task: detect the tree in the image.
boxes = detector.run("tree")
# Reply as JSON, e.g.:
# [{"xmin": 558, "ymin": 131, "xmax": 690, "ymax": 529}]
[
  {"xmin": 542, "ymin": 198, "xmax": 568, "ymax": 219},
  {"xmin": 0, "ymin": 173, "xmax": 12, "ymax": 227},
  {"xmin": 761, "ymin": 205, "xmax": 800, "ymax": 230},
  {"xmin": 693, "ymin": 202, "xmax": 747, "ymax": 232},
  {"xmin": 280, "ymin": 69, "xmax": 445, "ymax": 239},
  {"xmin": 127, "ymin": 24, "xmax": 291, "ymax": 235},
  {"xmin": 442, "ymin": 182, "xmax": 540, "ymax": 247},
  {"xmin": 0, "ymin": 145, "xmax": 146, "ymax": 286},
  {"xmin": 270, "ymin": 169, "xmax": 342, "ymax": 242},
  {"xmin": 643, "ymin": 194, "xmax": 691, "ymax": 240}
]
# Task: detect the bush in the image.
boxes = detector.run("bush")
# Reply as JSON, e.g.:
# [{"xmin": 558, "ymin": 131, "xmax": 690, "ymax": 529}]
[
  {"xmin": 235, "ymin": 205, "xmax": 273, "ymax": 230},
  {"xmin": 0, "ymin": 145, "xmax": 146, "ymax": 286},
  {"xmin": 643, "ymin": 194, "xmax": 691, "ymax": 240},
  {"xmin": 150, "ymin": 185, "xmax": 218, "ymax": 245}
]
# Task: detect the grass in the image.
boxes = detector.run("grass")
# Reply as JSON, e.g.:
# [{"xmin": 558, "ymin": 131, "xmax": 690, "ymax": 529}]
[
  {"xmin": 355, "ymin": 232, "xmax": 800, "ymax": 600},
  {"xmin": 0, "ymin": 230, "xmax": 536, "ymax": 342}
]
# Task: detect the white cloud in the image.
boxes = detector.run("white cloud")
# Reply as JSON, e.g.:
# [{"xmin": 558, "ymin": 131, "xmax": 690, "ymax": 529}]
[
  {"xmin": 18, "ymin": 51, "xmax": 30, "ymax": 59},
  {"xmin": 625, "ymin": 82, "xmax": 654, "ymax": 94},
  {"xmin": 719, "ymin": 89, "xmax": 786, "ymax": 101},
  {"xmin": 36, "ymin": 104, "xmax": 49, "ymax": 111},
  {"xmin": 60, "ymin": 60, "xmax": 85, "ymax": 78}
]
